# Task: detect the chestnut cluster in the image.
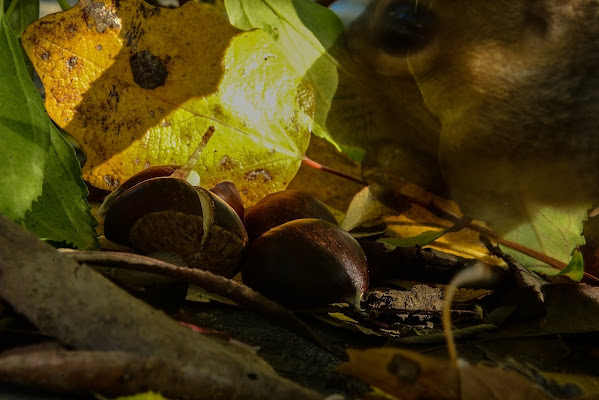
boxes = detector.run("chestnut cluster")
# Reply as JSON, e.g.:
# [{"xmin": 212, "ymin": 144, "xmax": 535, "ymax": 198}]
[
  {"xmin": 102, "ymin": 168, "xmax": 369, "ymax": 309},
  {"xmin": 243, "ymin": 190, "xmax": 369, "ymax": 309}
]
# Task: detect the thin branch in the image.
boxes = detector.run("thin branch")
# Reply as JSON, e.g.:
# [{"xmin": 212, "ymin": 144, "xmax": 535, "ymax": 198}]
[
  {"xmin": 60, "ymin": 249, "xmax": 348, "ymax": 360},
  {"xmin": 302, "ymin": 158, "xmax": 582, "ymax": 273},
  {"xmin": 302, "ymin": 156, "xmax": 367, "ymax": 186}
]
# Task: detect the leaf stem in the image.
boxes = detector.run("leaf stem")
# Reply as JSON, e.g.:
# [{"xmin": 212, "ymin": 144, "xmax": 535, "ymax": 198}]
[
  {"xmin": 302, "ymin": 156, "xmax": 367, "ymax": 185},
  {"xmin": 303, "ymin": 156, "xmax": 598, "ymax": 279},
  {"xmin": 56, "ymin": 0, "xmax": 70, "ymax": 11},
  {"xmin": 4, "ymin": 0, "xmax": 20, "ymax": 21}
]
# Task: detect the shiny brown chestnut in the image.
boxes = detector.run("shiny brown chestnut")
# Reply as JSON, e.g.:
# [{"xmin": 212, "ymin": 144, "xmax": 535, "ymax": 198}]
[
  {"xmin": 103, "ymin": 173, "xmax": 248, "ymax": 278},
  {"xmin": 244, "ymin": 190, "xmax": 338, "ymax": 241},
  {"xmin": 210, "ymin": 181, "xmax": 245, "ymax": 221},
  {"xmin": 98, "ymin": 165, "xmax": 180, "ymax": 217},
  {"xmin": 241, "ymin": 218, "xmax": 369, "ymax": 309}
]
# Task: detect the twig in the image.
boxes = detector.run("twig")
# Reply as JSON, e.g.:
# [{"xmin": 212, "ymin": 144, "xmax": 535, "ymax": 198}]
[
  {"xmin": 302, "ymin": 156, "xmax": 367, "ymax": 186},
  {"xmin": 302, "ymin": 157, "xmax": 593, "ymax": 276},
  {"xmin": 60, "ymin": 249, "xmax": 347, "ymax": 360}
]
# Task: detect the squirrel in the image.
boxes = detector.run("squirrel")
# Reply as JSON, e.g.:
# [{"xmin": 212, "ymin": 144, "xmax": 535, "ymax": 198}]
[{"xmin": 333, "ymin": 0, "xmax": 599, "ymax": 224}]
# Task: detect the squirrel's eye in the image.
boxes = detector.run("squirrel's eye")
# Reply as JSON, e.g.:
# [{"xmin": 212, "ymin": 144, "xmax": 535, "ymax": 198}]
[{"xmin": 372, "ymin": 1, "xmax": 437, "ymax": 54}]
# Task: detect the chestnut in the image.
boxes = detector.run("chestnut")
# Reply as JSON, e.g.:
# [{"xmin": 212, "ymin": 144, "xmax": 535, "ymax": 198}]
[
  {"xmin": 103, "ymin": 174, "xmax": 248, "ymax": 278},
  {"xmin": 210, "ymin": 181, "xmax": 245, "ymax": 221},
  {"xmin": 241, "ymin": 218, "xmax": 369, "ymax": 309},
  {"xmin": 244, "ymin": 190, "xmax": 338, "ymax": 241},
  {"xmin": 98, "ymin": 165, "xmax": 179, "ymax": 217}
]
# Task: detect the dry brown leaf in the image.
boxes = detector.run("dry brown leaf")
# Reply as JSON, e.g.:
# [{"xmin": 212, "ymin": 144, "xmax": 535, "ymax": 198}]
[{"xmin": 337, "ymin": 348, "xmax": 549, "ymax": 400}]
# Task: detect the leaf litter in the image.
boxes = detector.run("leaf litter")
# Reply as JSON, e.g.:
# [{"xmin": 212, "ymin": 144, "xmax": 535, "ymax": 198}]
[{"xmin": 3, "ymin": 0, "xmax": 599, "ymax": 398}]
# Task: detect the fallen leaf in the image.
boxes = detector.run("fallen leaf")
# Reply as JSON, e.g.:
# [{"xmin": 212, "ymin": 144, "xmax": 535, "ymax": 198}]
[
  {"xmin": 342, "ymin": 186, "xmax": 396, "ymax": 232},
  {"xmin": 23, "ymin": 0, "xmax": 314, "ymax": 206},
  {"xmin": 337, "ymin": 348, "xmax": 549, "ymax": 400}
]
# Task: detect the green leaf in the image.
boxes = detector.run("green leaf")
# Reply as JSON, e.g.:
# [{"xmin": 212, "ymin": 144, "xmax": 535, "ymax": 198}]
[
  {"xmin": 558, "ymin": 249, "xmax": 584, "ymax": 281},
  {"xmin": 225, "ymin": 0, "xmax": 344, "ymax": 148},
  {"xmin": 498, "ymin": 203, "xmax": 589, "ymax": 276},
  {"xmin": 0, "ymin": 13, "xmax": 49, "ymax": 220},
  {"xmin": 5, "ymin": 0, "xmax": 38, "ymax": 37},
  {"xmin": 23, "ymin": 125, "xmax": 98, "ymax": 250},
  {"xmin": 0, "ymin": 10, "xmax": 97, "ymax": 249}
]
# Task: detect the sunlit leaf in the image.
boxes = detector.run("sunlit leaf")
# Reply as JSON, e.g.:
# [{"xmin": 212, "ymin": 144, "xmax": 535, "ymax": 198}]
[
  {"xmin": 225, "ymin": 0, "xmax": 343, "ymax": 148},
  {"xmin": 23, "ymin": 0, "xmax": 314, "ymax": 206}
]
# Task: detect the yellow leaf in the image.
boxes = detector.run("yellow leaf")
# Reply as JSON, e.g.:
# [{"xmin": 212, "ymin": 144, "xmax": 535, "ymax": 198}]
[{"xmin": 23, "ymin": 0, "xmax": 313, "ymax": 206}]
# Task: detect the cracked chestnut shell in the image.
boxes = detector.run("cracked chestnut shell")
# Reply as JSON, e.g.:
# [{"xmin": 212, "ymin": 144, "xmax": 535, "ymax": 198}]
[
  {"xmin": 241, "ymin": 218, "xmax": 369, "ymax": 308},
  {"xmin": 244, "ymin": 190, "xmax": 338, "ymax": 241},
  {"xmin": 103, "ymin": 174, "xmax": 248, "ymax": 278}
]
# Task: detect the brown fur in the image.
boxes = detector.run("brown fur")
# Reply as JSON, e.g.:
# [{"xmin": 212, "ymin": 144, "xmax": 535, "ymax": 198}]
[{"xmin": 350, "ymin": 0, "xmax": 599, "ymax": 220}]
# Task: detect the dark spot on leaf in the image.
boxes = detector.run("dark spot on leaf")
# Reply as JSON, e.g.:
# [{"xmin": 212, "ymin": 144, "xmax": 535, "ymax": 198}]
[
  {"xmin": 245, "ymin": 169, "xmax": 272, "ymax": 183},
  {"xmin": 130, "ymin": 51, "xmax": 168, "ymax": 89},
  {"xmin": 41, "ymin": 51, "xmax": 50, "ymax": 61},
  {"xmin": 219, "ymin": 156, "xmax": 234, "ymax": 170},
  {"xmin": 247, "ymin": 372, "xmax": 258, "ymax": 380},
  {"xmin": 82, "ymin": 0, "xmax": 121, "ymax": 33},
  {"xmin": 96, "ymin": 44, "xmax": 103, "ymax": 51},
  {"xmin": 125, "ymin": 21, "xmax": 144, "ymax": 49},
  {"xmin": 103, "ymin": 175, "xmax": 120, "ymax": 188},
  {"xmin": 66, "ymin": 56, "xmax": 78, "ymax": 71},
  {"xmin": 386, "ymin": 354, "xmax": 420, "ymax": 384},
  {"xmin": 138, "ymin": 1, "xmax": 161, "ymax": 18},
  {"xmin": 109, "ymin": 85, "xmax": 120, "ymax": 110}
]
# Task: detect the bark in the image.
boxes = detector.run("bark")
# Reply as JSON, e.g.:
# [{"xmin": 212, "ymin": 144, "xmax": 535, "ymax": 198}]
[{"xmin": 0, "ymin": 348, "xmax": 277, "ymax": 399}]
